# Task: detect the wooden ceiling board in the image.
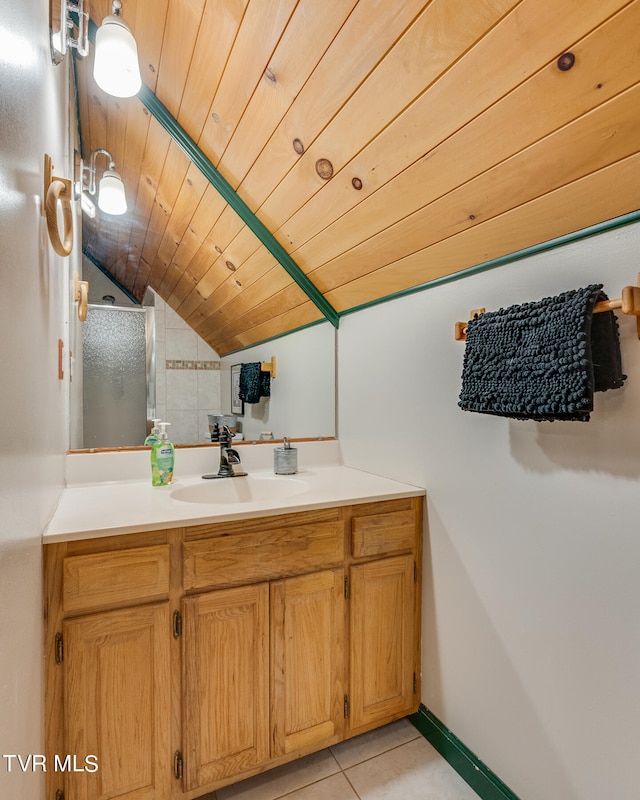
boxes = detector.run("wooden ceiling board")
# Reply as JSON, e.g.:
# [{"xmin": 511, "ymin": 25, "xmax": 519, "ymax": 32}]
[
  {"xmin": 176, "ymin": 0, "xmax": 250, "ymax": 141},
  {"xmin": 168, "ymin": 0, "xmax": 430, "ymax": 336},
  {"xmin": 255, "ymin": 0, "xmax": 519, "ymax": 236},
  {"xmin": 169, "ymin": 0, "xmax": 364, "ymax": 316},
  {"xmin": 195, "ymin": 0, "xmax": 299, "ymax": 166},
  {"xmin": 193, "ymin": 266, "xmax": 295, "ymax": 342},
  {"xmin": 129, "ymin": 0, "xmax": 170, "ymax": 95},
  {"xmin": 327, "ymin": 153, "xmax": 640, "ymax": 313},
  {"xmin": 309, "ymin": 81, "xmax": 640, "ymax": 298},
  {"xmin": 214, "ymin": 301, "xmax": 324, "ymax": 355},
  {"xmin": 139, "ymin": 143, "xmax": 191, "ymax": 272},
  {"xmin": 130, "ymin": 116, "xmax": 175, "ymax": 297},
  {"xmin": 115, "ymin": 103, "xmax": 153, "ymax": 283},
  {"xmin": 233, "ymin": 0, "xmax": 430, "ymax": 210},
  {"xmin": 203, "ymin": 280, "xmax": 311, "ymax": 345},
  {"xmin": 281, "ymin": 0, "xmax": 630, "ymax": 263},
  {"xmin": 168, "ymin": 184, "xmax": 230, "ymax": 270},
  {"xmin": 215, "ymin": 0, "xmax": 360, "ymax": 189},
  {"xmin": 154, "ymin": 0, "xmax": 206, "ymax": 119},
  {"xmin": 276, "ymin": 0, "xmax": 632, "ymax": 265},
  {"xmin": 289, "ymin": 0, "xmax": 640, "ymax": 281},
  {"xmin": 77, "ymin": 0, "xmax": 640, "ymax": 354}
]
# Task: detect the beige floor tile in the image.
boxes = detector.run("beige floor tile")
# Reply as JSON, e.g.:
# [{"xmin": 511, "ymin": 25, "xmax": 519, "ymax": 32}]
[
  {"xmin": 216, "ymin": 749, "xmax": 341, "ymax": 800},
  {"xmin": 277, "ymin": 772, "xmax": 359, "ymax": 800},
  {"xmin": 330, "ymin": 719, "xmax": 421, "ymax": 769},
  {"xmin": 345, "ymin": 736, "xmax": 480, "ymax": 800}
]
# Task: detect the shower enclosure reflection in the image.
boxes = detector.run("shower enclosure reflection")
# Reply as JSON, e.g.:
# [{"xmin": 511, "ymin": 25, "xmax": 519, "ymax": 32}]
[{"xmin": 80, "ymin": 304, "xmax": 154, "ymax": 449}]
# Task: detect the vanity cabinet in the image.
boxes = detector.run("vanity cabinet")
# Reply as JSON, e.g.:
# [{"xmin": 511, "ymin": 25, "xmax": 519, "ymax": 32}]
[
  {"xmin": 44, "ymin": 497, "xmax": 422, "ymax": 800},
  {"xmin": 44, "ymin": 535, "xmax": 176, "ymax": 800},
  {"xmin": 182, "ymin": 582, "xmax": 270, "ymax": 789}
]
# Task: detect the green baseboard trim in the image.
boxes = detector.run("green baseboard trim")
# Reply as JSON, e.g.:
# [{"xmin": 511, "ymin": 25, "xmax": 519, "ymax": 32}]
[{"xmin": 408, "ymin": 704, "xmax": 521, "ymax": 800}]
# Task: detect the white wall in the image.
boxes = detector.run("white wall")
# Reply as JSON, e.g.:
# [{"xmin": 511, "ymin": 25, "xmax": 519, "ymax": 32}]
[
  {"xmin": 220, "ymin": 322, "xmax": 336, "ymax": 441},
  {"xmin": 0, "ymin": 1, "xmax": 76, "ymax": 797},
  {"xmin": 337, "ymin": 221, "xmax": 640, "ymax": 800}
]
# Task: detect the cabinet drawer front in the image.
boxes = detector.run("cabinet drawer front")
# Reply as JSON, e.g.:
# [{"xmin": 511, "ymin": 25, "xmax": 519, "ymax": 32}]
[
  {"xmin": 63, "ymin": 545, "xmax": 170, "ymax": 612},
  {"xmin": 183, "ymin": 521, "xmax": 344, "ymax": 590},
  {"xmin": 352, "ymin": 508, "xmax": 417, "ymax": 558}
]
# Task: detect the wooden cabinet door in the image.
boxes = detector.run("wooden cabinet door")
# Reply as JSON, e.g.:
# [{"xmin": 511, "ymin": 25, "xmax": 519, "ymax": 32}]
[
  {"xmin": 349, "ymin": 555, "xmax": 416, "ymax": 730},
  {"xmin": 182, "ymin": 583, "xmax": 270, "ymax": 790},
  {"xmin": 63, "ymin": 603, "xmax": 172, "ymax": 800},
  {"xmin": 271, "ymin": 569, "xmax": 345, "ymax": 756}
]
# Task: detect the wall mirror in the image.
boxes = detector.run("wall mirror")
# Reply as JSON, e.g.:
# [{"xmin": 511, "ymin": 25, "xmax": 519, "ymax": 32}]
[{"xmin": 68, "ymin": 258, "xmax": 336, "ymax": 450}]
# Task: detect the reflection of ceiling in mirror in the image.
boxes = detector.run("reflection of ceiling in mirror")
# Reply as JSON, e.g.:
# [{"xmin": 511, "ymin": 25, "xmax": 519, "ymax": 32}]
[{"xmin": 71, "ymin": 274, "xmax": 336, "ymax": 449}]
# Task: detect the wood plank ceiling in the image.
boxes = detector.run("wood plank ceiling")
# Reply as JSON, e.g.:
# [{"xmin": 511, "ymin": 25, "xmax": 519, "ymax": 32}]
[{"xmin": 75, "ymin": 0, "xmax": 640, "ymax": 356}]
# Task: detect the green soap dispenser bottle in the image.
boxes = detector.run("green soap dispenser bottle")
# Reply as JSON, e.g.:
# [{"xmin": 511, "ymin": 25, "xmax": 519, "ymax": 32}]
[
  {"xmin": 144, "ymin": 418, "xmax": 162, "ymax": 446},
  {"xmin": 151, "ymin": 422, "xmax": 175, "ymax": 486}
]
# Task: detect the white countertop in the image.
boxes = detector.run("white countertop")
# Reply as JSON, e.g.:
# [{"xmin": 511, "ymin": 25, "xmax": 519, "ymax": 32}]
[{"xmin": 45, "ymin": 443, "xmax": 424, "ymax": 543}]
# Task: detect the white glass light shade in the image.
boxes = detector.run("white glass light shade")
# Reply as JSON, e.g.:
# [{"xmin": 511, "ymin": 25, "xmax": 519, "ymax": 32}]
[
  {"xmin": 80, "ymin": 191, "xmax": 97, "ymax": 218},
  {"xmin": 98, "ymin": 170, "xmax": 127, "ymax": 215},
  {"xmin": 93, "ymin": 15, "xmax": 142, "ymax": 98}
]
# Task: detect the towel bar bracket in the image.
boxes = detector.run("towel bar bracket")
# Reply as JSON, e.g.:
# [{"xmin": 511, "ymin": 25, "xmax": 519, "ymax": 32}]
[{"xmin": 261, "ymin": 357, "xmax": 276, "ymax": 379}]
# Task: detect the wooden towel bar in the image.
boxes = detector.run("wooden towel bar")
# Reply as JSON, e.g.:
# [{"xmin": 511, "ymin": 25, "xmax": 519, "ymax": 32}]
[{"xmin": 455, "ymin": 277, "xmax": 640, "ymax": 341}]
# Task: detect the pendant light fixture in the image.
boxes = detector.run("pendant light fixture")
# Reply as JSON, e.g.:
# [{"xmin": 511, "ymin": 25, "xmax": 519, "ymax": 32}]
[
  {"xmin": 51, "ymin": 0, "xmax": 141, "ymax": 98},
  {"xmin": 93, "ymin": 0, "xmax": 142, "ymax": 98}
]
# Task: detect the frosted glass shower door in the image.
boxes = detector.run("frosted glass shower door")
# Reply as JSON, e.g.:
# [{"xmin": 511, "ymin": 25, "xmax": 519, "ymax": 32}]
[{"xmin": 82, "ymin": 305, "xmax": 150, "ymax": 448}]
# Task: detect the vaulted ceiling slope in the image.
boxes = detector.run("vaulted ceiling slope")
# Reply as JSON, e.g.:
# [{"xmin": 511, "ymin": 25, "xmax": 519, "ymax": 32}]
[{"xmin": 76, "ymin": 0, "xmax": 640, "ymax": 356}]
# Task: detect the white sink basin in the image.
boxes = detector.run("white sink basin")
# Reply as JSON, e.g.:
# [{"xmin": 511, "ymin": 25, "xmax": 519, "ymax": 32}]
[{"xmin": 170, "ymin": 475, "xmax": 308, "ymax": 505}]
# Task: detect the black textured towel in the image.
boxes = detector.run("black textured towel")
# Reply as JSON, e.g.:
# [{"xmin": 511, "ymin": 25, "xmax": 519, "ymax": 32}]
[
  {"xmin": 458, "ymin": 284, "xmax": 626, "ymax": 421},
  {"xmin": 239, "ymin": 362, "xmax": 271, "ymax": 404}
]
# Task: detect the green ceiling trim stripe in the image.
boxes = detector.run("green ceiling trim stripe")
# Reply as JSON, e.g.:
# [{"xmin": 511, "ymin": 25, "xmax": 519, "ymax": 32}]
[
  {"xmin": 87, "ymin": 16, "xmax": 338, "ymax": 328},
  {"xmin": 221, "ymin": 317, "xmax": 333, "ymax": 358},
  {"xmin": 338, "ymin": 209, "xmax": 640, "ymax": 319},
  {"xmin": 82, "ymin": 248, "xmax": 141, "ymax": 306},
  {"xmin": 137, "ymin": 85, "xmax": 339, "ymax": 329}
]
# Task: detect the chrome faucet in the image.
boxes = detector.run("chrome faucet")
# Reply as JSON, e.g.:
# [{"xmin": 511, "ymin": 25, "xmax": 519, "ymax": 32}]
[{"xmin": 203, "ymin": 426, "xmax": 247, "ymax": 479}]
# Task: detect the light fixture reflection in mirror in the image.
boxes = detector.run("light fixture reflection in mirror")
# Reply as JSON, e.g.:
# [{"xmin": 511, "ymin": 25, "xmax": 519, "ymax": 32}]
[
  {"xmin": 98, "ymin": 168, "xmax": 127, "ymax": 214},
  {"xmin": 81, "ymin": 149, "xmax": 127, "ymax": 216}
]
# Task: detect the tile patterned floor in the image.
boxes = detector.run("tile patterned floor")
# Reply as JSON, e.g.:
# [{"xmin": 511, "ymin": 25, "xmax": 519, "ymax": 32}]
[{"xmin": 215, "ymin": 719, "xmax": 481, "ymax": 800}]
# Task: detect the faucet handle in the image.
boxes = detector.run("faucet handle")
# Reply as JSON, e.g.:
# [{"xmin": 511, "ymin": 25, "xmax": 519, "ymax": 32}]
[{"xmin": 221, "ymin": 425, "xmax": 233, "ymax": 442}]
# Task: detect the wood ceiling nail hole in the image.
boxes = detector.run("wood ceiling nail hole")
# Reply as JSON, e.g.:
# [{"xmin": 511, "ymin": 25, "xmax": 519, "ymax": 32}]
[
  {"xmin": 93, "ymin": 95, "xmax": 102, "ymax": 106},
  {"xmin": 315, "ymin": 158, "xmax": 333, "ymax": 180},
  {"xmin": 235, "ymin": 280, "xmax": 242, "ymax": 287},
  {"xmin": 143, "ymin": 107, "xmax": 149, "ymax": 115},
  {"xmin": 215, "ymin": 246, "xmax": 222, "ymax": 254},
  {"xmin": 351, "ymin": 177, "xmax": 363, "ymax": 190},
  {"xmin": 145, "ymin": 176, "xmax": 152, "ymax": 185},
  {"xmin": 187, "ymin": 178, "xmax": 193, "ymax": 186},
  {"xmin": 557, "ymin": 52, "xmax": 575, "ymax": 71},
  {"xmin": 469, "ymin": 214, "xmax": 476, "ymax": 220},
  {"xmin": 226, "ymin": 260, "xmax": 237, "ymax": 271},
  {"xmin": 211, "ymin": 112, "xmax": 220, "ymax": 123},
  {"xmin": 148, "ymin": 64, "xmax": 155, "ymax": 73},
  {"xmin": 293, "ymin": 138, "xmax": 304, "ymax": 155},
  {"xmin": 264, "ymin": 67, "xmax": 276, "ymax": 82}
]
